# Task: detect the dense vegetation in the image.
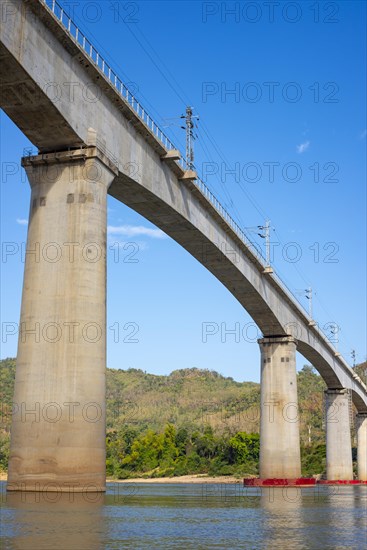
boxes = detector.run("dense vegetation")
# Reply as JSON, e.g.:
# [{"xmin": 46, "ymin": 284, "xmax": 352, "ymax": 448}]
[
  {"xmin": 1, "ymin": 358, "xmax": 364, "ymax": 478},
  {"xmin": 106, "ymin": 425, "xmax": 260, "ymax": 479}
]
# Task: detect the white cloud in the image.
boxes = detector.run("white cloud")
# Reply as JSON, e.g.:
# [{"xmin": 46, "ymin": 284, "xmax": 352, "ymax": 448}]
[
  {"xmin": 107, "ymin": 225, "xmax": 167, "ymax": 239},
  {"xmin": 107, "ymin": 238, "xmax": 148, "ymax": 252},
  {"xmin": 296, "ymin": 141, "xmax": 310, "ymax": 154},
  {"xmin": 16, "ymin": 218, "xmax": 28, "ymax": 225}
]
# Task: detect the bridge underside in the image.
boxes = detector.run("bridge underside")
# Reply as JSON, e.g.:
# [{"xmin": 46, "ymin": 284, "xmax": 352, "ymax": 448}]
[
  {"xmin": 109, "ymin": 174, "xmax": 367, "ymax": 412},
  {"xmin": 0, "ymin": 0, "xmax": 366, "ymax": 416},
  {"xmin": 0, "ymin": 43, "xmax": 82, "ymax": 150}
]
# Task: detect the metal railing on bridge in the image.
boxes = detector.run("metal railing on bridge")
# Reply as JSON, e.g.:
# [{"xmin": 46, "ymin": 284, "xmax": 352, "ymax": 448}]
[
  {"xmin": 37, "ymin": 0, "xmax": 366, "ymax": 386},
  {"xmin": 41, "ymin": 1, "xmax": 265, "ymax": 258},
  {"xmin": 40, "ymin": 0, "xmax": 270, "ymax": 262},
  {"xmin": 43, "ymin": 0, "xmax": 182, "ymax": 161}
]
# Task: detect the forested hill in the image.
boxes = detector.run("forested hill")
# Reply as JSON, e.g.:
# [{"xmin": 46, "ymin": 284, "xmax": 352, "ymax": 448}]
[
  {"xmin": 1, "ymin": 358, "xmax": 326, "ymax": 437},
  {"xmin": 1, "ymin": 358, "xmax": 365, "ymax": 478}
]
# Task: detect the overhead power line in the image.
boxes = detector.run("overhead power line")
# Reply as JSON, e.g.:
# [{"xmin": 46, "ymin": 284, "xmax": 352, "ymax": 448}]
[{"xmin": 57, "ymin": 0, "xmax": 359, "ymax": 365}]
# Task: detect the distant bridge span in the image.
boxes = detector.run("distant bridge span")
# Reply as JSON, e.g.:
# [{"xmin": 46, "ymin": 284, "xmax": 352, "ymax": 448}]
[{"xmin": 1, "ymin": 0, "xmax": 366, "ymax": 489}]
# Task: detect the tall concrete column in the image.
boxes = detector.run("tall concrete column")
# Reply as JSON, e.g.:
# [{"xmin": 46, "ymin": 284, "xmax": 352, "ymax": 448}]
[
  {"xmin": 324, "ymin": 389, "xmax": 353, "ymax": 480},
  {"xmin": 356, "ymin": 413, "xmax": 367, "ymax": 481},
  {"xmin": 7, "ymin": 144, "xmax": 117, "ymax": 492},
  {"xmin": 258, "ymin": 336, "xmax": 301, "ymax": 479}
]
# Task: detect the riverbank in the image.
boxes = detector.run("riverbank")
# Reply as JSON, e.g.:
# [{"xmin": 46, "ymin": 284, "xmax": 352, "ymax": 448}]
[
  {"xmin": 107, "ymin": 475, "xmax": 243, "ymax": 484},
  {"xmin": 0, "ymin": 472, "xmax": 242, "ymax": 484}
]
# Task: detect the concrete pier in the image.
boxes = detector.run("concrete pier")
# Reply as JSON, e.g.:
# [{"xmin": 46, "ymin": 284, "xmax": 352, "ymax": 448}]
[
  {"xmin": 356, "ymin": 413, "xmax": 367, "ymax": 481},
  {"xmin": 258, "ymin": 336, "xmax": 301, "ymax": 479},
  {"xmin": 325, "ymin": 389, "xmax": 353, "ymax": 480},
  {"xmin": 7, "ymin": 145, "xmax": 117, "ymax": 492}
]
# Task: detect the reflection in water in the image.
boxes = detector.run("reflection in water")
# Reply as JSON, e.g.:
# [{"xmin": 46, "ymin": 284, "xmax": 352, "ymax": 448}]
[
  {"xmin": 260, "ymin": 486, "xmax": 367, "ymax": 550},
  {"xmin": 260, "ymin": 487, "xmax": 304, "ymax": 549},
  {"xmin": 321, "ymin": 485, "xmax": 367, "ymax": 548},
  {"xmin": 0, "ymin": 482, "xmax": 366, "ymax": 549},
  {"xmin": 3, "ymin": 490, "xmax": 105, "ymax": 550}
]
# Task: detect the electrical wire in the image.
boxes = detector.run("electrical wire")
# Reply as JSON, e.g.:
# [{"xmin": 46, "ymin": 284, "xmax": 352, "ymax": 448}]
[
  {"xmin": 58, "ymin": 0, "xmax": 184, "ymax": 149},
  {"xmin": 58, "ymin": 0, "xmax": 359, "ymax": 364}
]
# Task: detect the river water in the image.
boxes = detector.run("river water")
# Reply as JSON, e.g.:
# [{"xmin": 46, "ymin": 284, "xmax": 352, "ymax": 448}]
[{"xmin": 0, "ymin": 482, "xmax": 366, "ymax": 549}]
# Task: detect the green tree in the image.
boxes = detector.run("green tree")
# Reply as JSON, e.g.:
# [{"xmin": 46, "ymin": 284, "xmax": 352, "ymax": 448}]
[
  {"xmin": 228, "ymin": 432, "xmax": 260, "ymax": 464},
  {"xmin": 298, "ymin": 365, "xmax": 325, "ymax": 445},
  {"xmin": 193, "ymin": 426, "xmax": 217, "ymax": 459},
  {"xmin": 160, "ymin": 424, "xmax": 178, "ymax": 466}
]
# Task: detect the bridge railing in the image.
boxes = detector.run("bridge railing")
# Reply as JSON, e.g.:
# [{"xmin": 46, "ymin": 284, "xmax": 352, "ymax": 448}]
[
  {"xmin": 41, "ymin": 1, "xmax": 268, "ymax": 258},
  {"xmin": 195, "ymin": 176, "xmax": 267, "ymax": 260},
  {"xmin": 193, "ymin": 177, "xmax": 318, "ymax": 325},
  {"xmin": 43, "ymin": 0, "xmax": 185, "ymax": 167},
  {"xmin": 38, "ymin": 1, "xmax": 365, "ymax": 382},
  {"xmin": 38, "ymin": 2, "xmax": 294, "ymax": 267}
]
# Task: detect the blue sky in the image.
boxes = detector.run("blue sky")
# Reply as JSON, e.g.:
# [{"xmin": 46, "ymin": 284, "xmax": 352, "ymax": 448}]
[{"xmin": 1, "ymin": 0, "xmax": 366, "ymax": 381}]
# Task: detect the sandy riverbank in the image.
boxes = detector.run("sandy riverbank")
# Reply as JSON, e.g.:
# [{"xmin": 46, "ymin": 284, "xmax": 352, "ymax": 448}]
[
  {"xmin": 0, "ymin": 472, "xmax": 243, "ymax": 484},
  {"xmin": 107, "ymin": 475, "xmax": 243, "ymax": 484}
]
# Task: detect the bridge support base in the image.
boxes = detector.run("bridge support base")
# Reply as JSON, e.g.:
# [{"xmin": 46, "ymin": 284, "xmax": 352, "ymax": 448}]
[
  {"xmin": 325, "ymin": 389, "xmax": 353, "ymax": 480},
  {"xmin": 356, "ymin": 413, "xmax": 367, "ymax": 481},
  {"xmin": 7, "ymin": 146, "xmax": 117, "ymax": 492},
  {"xmin": 258, "ymin": 336, "xmax": 301, "ymax": 479}
]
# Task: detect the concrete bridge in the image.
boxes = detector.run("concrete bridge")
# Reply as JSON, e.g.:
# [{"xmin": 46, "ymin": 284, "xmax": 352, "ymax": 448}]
[{"xmin": 1, "ymin": 0, "xmax": 366, "ymax": 491}]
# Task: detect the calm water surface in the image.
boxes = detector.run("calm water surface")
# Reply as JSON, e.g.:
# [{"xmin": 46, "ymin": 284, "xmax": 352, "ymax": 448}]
[{"xmin": 0, "ymin": 482, "xmax": 366, "ymax": 549}]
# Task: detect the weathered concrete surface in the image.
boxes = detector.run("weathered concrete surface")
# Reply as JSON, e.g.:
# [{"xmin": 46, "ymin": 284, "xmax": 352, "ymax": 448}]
[
  {"xmin": 325, "ymin": 389, "xmax": 353, "ymax": 480},
  {"xmin": 356, "ymin": 413, "xmax": 367, "ymax": 481},
  {"xmin": 7, "ymin": 147, "xmax": 117, "ymax": 492},
  {"xmin": 258, "ymin": 337, "xmax": 301, "ymax": 478}
]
